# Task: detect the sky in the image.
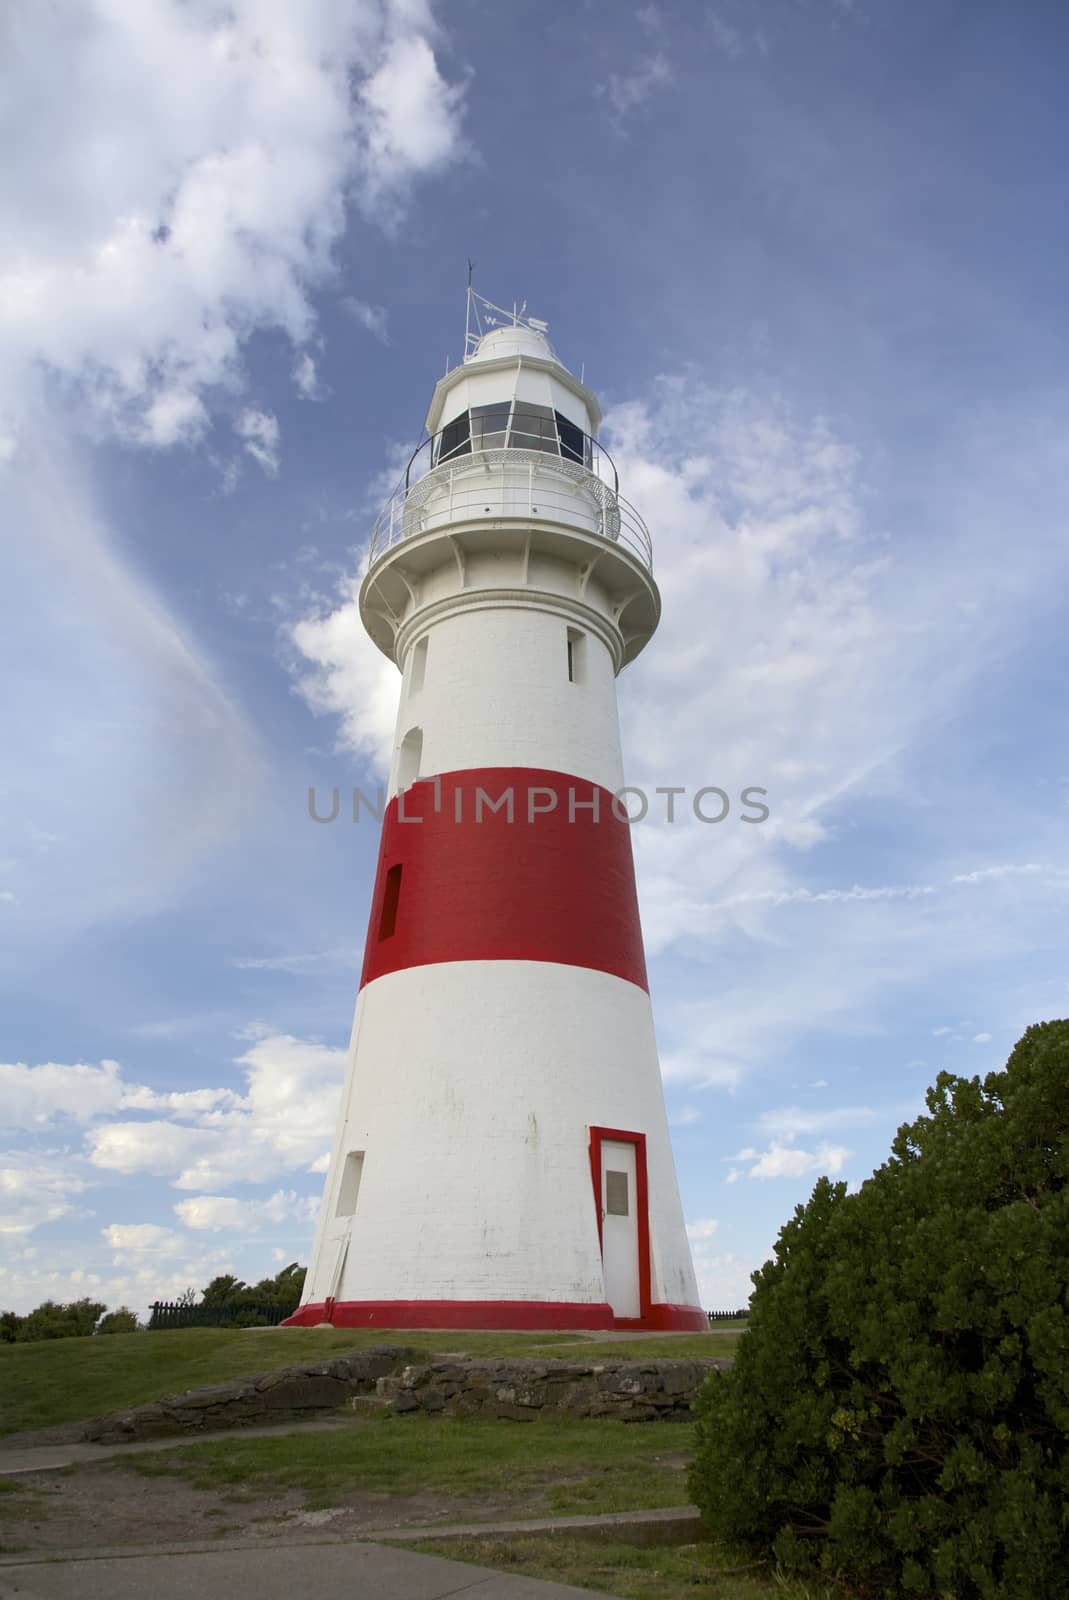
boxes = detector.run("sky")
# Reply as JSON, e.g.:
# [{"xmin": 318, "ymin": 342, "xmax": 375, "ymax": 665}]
[{"xmin": 2, "ymin": 0, "xmax": 1068, "ymax": 1319}]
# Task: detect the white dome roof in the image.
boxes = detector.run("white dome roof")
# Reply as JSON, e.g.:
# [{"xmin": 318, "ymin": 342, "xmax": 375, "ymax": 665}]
[{"xmin": 467, "ymin": 323, "xmax": 561, "ymax": 366}]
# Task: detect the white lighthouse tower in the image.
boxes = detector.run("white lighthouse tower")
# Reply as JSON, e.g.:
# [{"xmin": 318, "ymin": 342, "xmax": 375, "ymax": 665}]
[{"xmin": 288, "ymin": 293, "xmax": 704, "ymax": 1331}]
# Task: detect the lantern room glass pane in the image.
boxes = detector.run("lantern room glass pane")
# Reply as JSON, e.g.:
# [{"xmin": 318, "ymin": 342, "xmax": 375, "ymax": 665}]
[
  {"xmin": 436, "ymin": 412, "xmax": 471, "ymax": 463},
  {"xmin": 510, "ymin": 404, "xmax": 557, "ymax": 454},
  {"xmin": 471, "ymin": 403, "xmax": 511, "ymax": 451},
  {"xmin": 556, "ymin": 412, "xmax": 586, "ymax": 464}
]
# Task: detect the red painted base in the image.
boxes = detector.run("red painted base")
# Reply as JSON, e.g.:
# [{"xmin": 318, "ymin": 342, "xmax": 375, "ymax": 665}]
[
  {"xmin": 281, "ymin": 1299, "xmax": 709, "ymax": 1333},
  {"xmin": 614, "ymin": 1303, "xmax": 711, "ymax": 1333}
]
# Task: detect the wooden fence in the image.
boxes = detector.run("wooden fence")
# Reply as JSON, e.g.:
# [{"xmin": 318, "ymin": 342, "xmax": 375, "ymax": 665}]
[{"xmin": 148, "ymin": 1299, "xmax": 292, "ymax": 1330}]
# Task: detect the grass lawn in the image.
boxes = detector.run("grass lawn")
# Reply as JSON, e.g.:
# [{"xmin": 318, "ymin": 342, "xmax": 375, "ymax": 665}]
[
  {"xmin": 0, "ymin": 1325, "xmax": 742, "ymax": 1438},
  {"xmin": 397, "ymin": 1533, "xmax": 850, "ymax": 1600},
  {"xmin": 561, "ymin": 1335, "xmax": 737, "ymax": 1360},
  {"xmin": 116, "ymin": 1412, "xmax": 697, "ymax": 1515}
]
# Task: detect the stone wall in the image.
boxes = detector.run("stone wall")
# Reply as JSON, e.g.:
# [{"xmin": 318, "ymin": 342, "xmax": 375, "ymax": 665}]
[
  {"xmin": 81, "ymin": 1350, "xmax": 730, "ymax": 1443},
  {"xmin": 376, "ymin": 1357, "xmax": 728, "ymax": 1422},
  {"xmin": 82, "ymin": 1347, "xmax": 414, "ymax": 1444}
]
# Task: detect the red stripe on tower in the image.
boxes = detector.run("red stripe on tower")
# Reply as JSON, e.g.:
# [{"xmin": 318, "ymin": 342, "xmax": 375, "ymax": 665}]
[{"xmin": 360, "ymin": 768, "xmax": 648, "ymax": 992}]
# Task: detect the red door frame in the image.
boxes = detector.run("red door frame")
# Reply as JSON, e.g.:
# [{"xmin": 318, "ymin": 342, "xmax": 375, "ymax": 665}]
[{"xmin": 588, "ymin": 1125, "xmax": 652, "ymax": 1328}]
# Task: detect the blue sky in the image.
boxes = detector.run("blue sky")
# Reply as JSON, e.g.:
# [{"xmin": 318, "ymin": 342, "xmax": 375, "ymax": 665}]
[{"xmin": 2, "ymin": 0, "xmax": 1068, "ymax": 1317}]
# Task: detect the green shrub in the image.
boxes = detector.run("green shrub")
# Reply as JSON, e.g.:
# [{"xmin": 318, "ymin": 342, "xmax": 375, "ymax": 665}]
[
  {"xmin": 13, "ymin": 1298, "xmax": 108, "ymax": 1342},
  {"xmin": 688, "ymin": 1020, "xmax": 1069, "ymax": 1599},
  {"xmin": 96, "ymin": 1307, "xmax": 141, "ymax": 1335}
]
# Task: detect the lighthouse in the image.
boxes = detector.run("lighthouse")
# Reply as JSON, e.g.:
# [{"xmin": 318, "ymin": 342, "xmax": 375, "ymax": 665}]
[{"xmin": 287, "ymin": 293, "xmax": 704, "ymax": 1331}]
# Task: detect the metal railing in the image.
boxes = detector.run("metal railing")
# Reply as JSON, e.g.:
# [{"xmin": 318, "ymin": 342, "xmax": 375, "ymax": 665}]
[
  {"xmin": 369, "ymin": 430, "xmax": 652, "ymax": 572},
  {"xmin": 418, "ymin": 412, "xmax": 606, "ymax": 485}
]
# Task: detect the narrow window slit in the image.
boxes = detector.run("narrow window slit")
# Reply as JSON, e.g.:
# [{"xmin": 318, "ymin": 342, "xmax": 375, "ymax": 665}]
[
  {"xmin": 397, "ymin": 726, "xmax": 422, "ymax": 792},
  {"xmin": 567, "ymin": 627, "xmax": 585, "ymax": 684},
  {"xmin": 409, "ymin": 638, "xmax": 428, "ymax": 695},
  {"xmin": 335, "ymin": 1151, "xmax": 365, "ymax": 1218},
  {"xmin": 379, "ymin": 863, "xmax": 402, "ymax": 940}
]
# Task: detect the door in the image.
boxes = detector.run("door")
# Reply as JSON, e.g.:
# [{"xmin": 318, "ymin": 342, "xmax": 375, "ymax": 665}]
[{"xmin": 599, "ymin": 1139, "xmax": 641, "ymax": 1318}]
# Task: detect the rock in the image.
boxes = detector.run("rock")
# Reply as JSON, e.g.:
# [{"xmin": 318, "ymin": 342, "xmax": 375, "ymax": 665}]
[
  {"xmin": 79, "ymin": 1346, "xmax": 416, "ymax": 1443},
  {"xmin": 261, "ymin": 1375, "xmax": 349, "ymax": 1410},
  {"xmin": 78, "ymin": 1347, "xmax": 728, "ymax": 1442},
  {"xmin": 373, "ymin": 1355, "xmax": 725, "ymax": 1422}
]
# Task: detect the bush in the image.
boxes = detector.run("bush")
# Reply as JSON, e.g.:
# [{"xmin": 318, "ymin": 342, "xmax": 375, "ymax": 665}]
[
  {"xmin": 96, "ymin": 1307, "xmax": 141, "ymax": 1335},
  {"xmin": 12, "ymin": 1298, "xmax": 108, "ymax": 1342},
  {"xmin": 688, "ymin": 1020, "xmax": 1069, "ymax": 1599}
]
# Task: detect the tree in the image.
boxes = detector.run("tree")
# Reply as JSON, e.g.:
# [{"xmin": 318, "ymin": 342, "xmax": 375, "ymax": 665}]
[
  {"xmin": 252, "ymin": 1262, "xmax": 306, "ymax": 1311},
  {"xmin": 14, "ymin": 1298, "xmax": 107, "ymax": 1342},
  {"xmin": 200, "ymin": 1274, "xmax": 245, "ymax": 1306},
  {"xmin": 96, "ymin": 1307, "xmax": 141, "ymax": 1334},
  {"xmin": 688, "ymin": 1020, "xmax": 1069, "ymax": 1600}
]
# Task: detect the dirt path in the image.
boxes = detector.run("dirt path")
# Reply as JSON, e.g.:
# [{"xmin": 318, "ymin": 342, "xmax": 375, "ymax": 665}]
[
  {"xmin": 0, "ymin": 1457, "xmax": 578, "ymax": 1557},
  {"xmin": 0, "ymin": 1426, "xmax": 695, "ymax": 1559}
]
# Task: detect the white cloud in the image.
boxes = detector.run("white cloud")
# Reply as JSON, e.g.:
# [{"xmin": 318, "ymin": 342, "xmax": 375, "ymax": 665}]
[
  {"xmin": 933, "ymin": 1027, "xmax": 954, "ymax": 1036},
  {"xmin": 727, "ymin": 1140, "xmax": 853, "ymax": 1181},
  {"xmin": 973, "ymin": 1032, "xmax": 992, "ymax": 1044},
  {"xmin": 293, "ymin": 351, "xmax": 325, "ymax": 401},
  {"xmin": 715, "ymin": 882, "xmax": 938, "ymax": 912},
  {"xmin": 603, "ymin": 381, "xmax": 895, "ymax": 966},
  {"xmin": 84, "ymin": 1032, "xmax": 345, "ymax": 1192},
  {"xmin": 226, "ymin": 1033, "xmax": 346, "ymax": 1174},
  {"xmin": 0, "ymin": 1154, "xmax": 88, "ymax": 1237},
  {"xmin": 706, "ymin": 11, "xmax": 747, "ymax": 59},
  {"xmin": 687, "ymin": 1244, "xmax": 757, "ymax": 1312},
  {"xmin": 355, "ymin": 33, "xmax": 468, "ymax": 225},
  {"xmin": 685, "ymin": 1217, "xmax": 719, "ymax": 1241},
  {"xmin": 951, "ymin": 864, "xmax": 1043, "ymax": 885},
  {"xmin": 659, "ymin": 1051, "xmax": 744, "ymax": 1091},
  {"xmin": 0, "ymin": 444, "xmax": 263, "ymax": 942},
  {"xmin": 343, "ymin": 297, "xmax": 390, "ymax": 342},
  {"xmin": 174, "ymin": 1190, "xmax": 318, "ymax": 1233},
  {"xmin": 600, "ymin": 53, "xmax": 673, "ymax": 123},
  {"xmin": 119, "ymin": 1086, "xmax": 241, "ymax": 1115},
  {"xmin": 581, "ymin": 375, "xmax": 1069, "ymax": 1091},
  {"xmin": 0, "ymin": 1055, "xmax": 235, "ymax": 1136},
  {"xmin": 0, "ymin": 1245, "xmax": 237, "ymax": 1320},
  {"xmin": 88, "ymin": 1120, "xmax": 216, "ymax": 1180},
  {"xmin": 236, "ymin": 409, "xmax": 281, "ymax": 475},
  {"xmin": 290, "ymin": 575, "xmax": 400, "ymax": 770},
  {"xmin": 231, "ymin": 948, "xmax": 358, "ymax": 974},
  {"xmin": 102, "ymin": 1222, "xmax": 186, "ymax": 1264},
  {"xmin": 1, "ymin": 1059, "xmax": 126, "ymax": 1129},
  {"xmin": 0, "ymin": 0, "xmax": 467, "ymax": 454},
  {"xmin": 0, "ymin": 5, "xmax": 458, "ymax": 940},
  {"xmin": 142, "ymin": 388, "xmax": 209, "ymax": 449}
]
